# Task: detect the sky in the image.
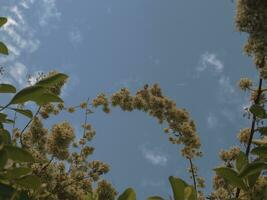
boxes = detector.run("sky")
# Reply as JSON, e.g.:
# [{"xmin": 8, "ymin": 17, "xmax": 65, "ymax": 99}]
[{"xmin": 0, "ymin": 0, "xmax": 259, "ymax": 199}]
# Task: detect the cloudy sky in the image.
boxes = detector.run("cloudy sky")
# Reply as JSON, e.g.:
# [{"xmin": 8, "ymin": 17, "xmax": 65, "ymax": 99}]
[{"xmin": 0, "ymin": 0, "xmax": 259, "ymax": 199}]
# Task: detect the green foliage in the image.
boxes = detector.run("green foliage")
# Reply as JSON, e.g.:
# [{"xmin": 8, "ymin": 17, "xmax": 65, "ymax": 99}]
[
  {"xmin": 251, "ymin": 146, "xmax": 267, "ymax": 158},
  {"xmin": 121, "ymin": 176, "xmax": 198, "ymax": 200},
  {"xmin": 235, "ymin": 151, "xmax": 248, "ymax": 172},
  {"xmin": 0, "ymin": 41, "xmax": 8, "ymax": 55},
  {"xmin": 15, "ymin": 175, "xmax": 41, "ymax": 190},
  {"xmin": 0, "ymin": 84, "xmax": 16, "ymax": 93},
  {"xmin": 0, "ymin": 17, "xmax": 7, "ymax": 27},
  {"xmin": 214, "ymin": 167, "xmax": 247, "ymax": 190},
  {"xmin": 169, "ymin": 176, "xmax": 191, "ymax": 200},
  {"xmin": 238, "ymin": 162, "xmax": 267, "ymax": 178},
  {"xmin": 117, "ymin": 188, "xmax": 136, "ymax": 200},
  {"xmin": 2, "ymin": 167, "xmax": 32, "ymax": 179},
  {"xmin": 35, "ymin": 72, "xmax": 68, "ymax": 87},
  {"xmin": 249, "ymin": 104, "xmax": 266, "ymax": 119},
  {"xmin": 0, "ymin": 0, "xmax": 267, "ymax": 198},
  {"xmin": 11, "ymin": 108, "xmax": 33, "ymax": 118},
  {"xmin": 146, "ymin": 196, "xmax": 165, "ymax": 200},
  {"xmin": 4, "ymin": 145, "xmax": 34, "ymax": 163}
]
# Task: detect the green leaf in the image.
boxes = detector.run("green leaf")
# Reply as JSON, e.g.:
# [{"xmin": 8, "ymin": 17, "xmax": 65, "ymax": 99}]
[
  {"xmin": 0, "ymin": 41, "xmax": 8, "ymax": 55},
  {"xmin": 184, "ymin": 187, "xmax": 193, "ymax": 200},
  {"xmin": 17, "ymin": 191, "xmax": 31, "ymax": 200},
  {"xmin": 247, "ymin": 171, "xmax": 261, "ymax": 188},
  {"xmin": 251, "ymin": 146, "xmax": 267, "ymax": 158},
  {"xmin": 0, "ymin": 183, "xmax": 15, "ymax": 198},
  {"xmin": 0, "ymin": 149, "xmax": 8, "ymax": 170},
  {"xmin": 239, "ymin": 162, "xmax": 267, "ymax": 178},
  {"xmin": 236, "ymin": 151, "xmax": 248, "ymax": 172},
  {"xmin": 0, "ymin": 113, "xmax": 7, "ymax": 122},
  {"xmin": 36, "ymin": 73, "xmax": 68, "ymax": 87},
  {"xmin": 252, "ymin": 186, "xmax": 267, "ymax": 199},
  {"xmin": 5, "ymin": 145, "xmax": 34, "ymax": 163},
  {"xmin": 249, "ymin": 105, "xmax": 266, "ymax": 118},
  {"xmin": 9, "ymin": 85, "xmax": 46, "ymax": 105},
  {"xmin": 3, "ymin": 167, "xmax": 32, "ymax": 179},
  {"xmin": 35, "ymin": 93, "xmax": 63, "ymax": 105},
  {"xmin": 0, "ymin": 129, "xmax": 11, "ymax": 145},
  {"xmin": 11, "ymin": 108, "xmax": 33, "ymax": 118},
  {"xmin": 258, "ymin": 127, "xmax": 267, "ymax": 136},
  {"xmin": 147, "ymin": 196, "xmax": 165, "ymax": 200},
  {"xmin": 169, "ymin": 176, "xmax": 188, "ymax": 200},
  {"xmin": 15, "ymin": 175, "xmax": 41, "ymax": 190},
  {"xmin": 3, "ymin": 118, "xmax": 15, "ymax": 124},
  {"xmin": 118, "ymin": 188, "xmax": 136, "ymax": 200},
  {"xmin": 0, "ymin": 84, "xmax": 16, "ymax": 93},
  {"xmin": 214, "ymin": 167, "xmax": 247, "ymax": 190},
  {"xmin": 0, "ymin": 17, "xmax": 8, "ymax": 27}
]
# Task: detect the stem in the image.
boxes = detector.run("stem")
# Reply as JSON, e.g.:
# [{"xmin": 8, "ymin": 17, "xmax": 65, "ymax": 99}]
[
  {"xmin": 19, "ymin": 106, "xmax": 41, "ymax": 147},
  {"xmin": 40, "ymin": 156, "xmax": 54, "ymax": 171},
  {"xmin": 188, "ymin": 157, "xmax": 197, "ymax": 191},
  {"xmin": 175, "ymin": 133, "xmax": 198, "ymax": 192},
  {"xmin": 236, "ymin": 78, "xmax": 263, "ymax": 198},
  {"xmin": 245, "ymin": 80, "xmax": 263, "ymax": 157},
  {"xmin": 0, "ymin": 103, "xmax": 10, "ymax": 112},
  {"xmin": 82, "ymin": 97, "xmax": 90, "ymax": 138}
]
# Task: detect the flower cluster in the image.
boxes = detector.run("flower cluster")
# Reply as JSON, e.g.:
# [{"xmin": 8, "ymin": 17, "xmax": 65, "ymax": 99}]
[
  {"xmin": 47, "ymin": 122, "xmax": 75, "ymax": 160},
  {"xmin": 88, "ymin": 160, "xmax": 110, "ymax": 182},
  {"xmin": 18, "ymin": 102, "xmax": 112, "ymax": 200},
  {"xmin": 92, "ymin": 84, "xmax": 202, "ymax": 159},
  {"xmin": 237, "ymin": 128, "xmax": 251, "ymax": 144},
  {"xmin": 236, "ymin": 0, "xmax": 267, "ymax": 70},
  {"xmin": 238, "ymin": 78, "xmax": 253, "ymax": 91},
  {"xmin": 95, "ymin": 180, "xmax": 117, "ymax": 200},
  {"xmin": 92, "ymin": 93, "xmax": 110, "ymax": 113},
  {"xmin": 219, "ymin": 146, "xmax": 241, "ymax": 163}
]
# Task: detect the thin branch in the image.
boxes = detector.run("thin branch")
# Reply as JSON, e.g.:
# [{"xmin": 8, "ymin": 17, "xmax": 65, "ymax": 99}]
[
  {"xmin": 82, "ymin": 97, "xmax": 90, "ymax": 138},
  {"xmin": 245, "ymin": 79, "xmax": 262, "ymax": 157},
  {"xmin": 0, "ymin": 103, "xmax": 10, "ymax": 112},
  {"xmin": 188, "ymin": 157, "xmax": 197, "ymax": 191},
  {"xmin": 236, "ymin": 77, "xmax": 263, "ymax": 198},
  {"xmin": 19, "ymin": 106, "xmax": 41, "ymax": 147},
  {"xmin": 174, "ymin": 132, "xmax": 198, "ymax": 192},
  {"xmin": 40, "ymin": 156, "xmax": 54, "ymax": 172}
]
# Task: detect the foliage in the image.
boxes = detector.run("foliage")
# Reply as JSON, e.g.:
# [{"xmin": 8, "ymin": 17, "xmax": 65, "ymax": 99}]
[
  {"xmin": 1, "ymin": 0, "xmax": 267, "ymax": 199},
  {"xmin": 0, "ymin": 18, "xmax": 115, "ymax": 200}
]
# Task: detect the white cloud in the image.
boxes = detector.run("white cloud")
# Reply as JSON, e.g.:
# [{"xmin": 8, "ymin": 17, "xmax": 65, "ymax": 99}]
[
  {"xmin": 39, "ymin": 0, "xmax": 61, "ymax": 26},
  {"xmin": 69, "ymin": 29, "xmax": 83, "ymax": 44},
  {"xmin": 197, "ymin": 52, "xmax": 238, "ymax": 104},
  {"xmin": 9, "ymin": 62, "xmax": 27, "ymax": 86},
  {"xmin": 218, "ymin": 76, "xmax": 235, "ymax": 94},
  {"xmin": 197, "ymin": 52, "xmax": 224, "ymax": 73},
  {"xmin": 0, "ymin": 0, "xmax": 60, "ymax": 87},
  {"xmin": 207, "ymin": 113, "xmax": 218, "ymax": 129},
  {"xmin": 220, "ymin": 108, "xmax": 235, "ymax": 122},
  {"xmin": 141, "ymin": 146, "xmax": 168, "ymax": 166}
]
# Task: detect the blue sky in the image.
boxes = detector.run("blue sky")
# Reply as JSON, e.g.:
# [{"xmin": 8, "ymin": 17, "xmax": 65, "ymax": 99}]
[{"xmin": 0, "ymin": 0, "xmax": 259, "ymax": 199}]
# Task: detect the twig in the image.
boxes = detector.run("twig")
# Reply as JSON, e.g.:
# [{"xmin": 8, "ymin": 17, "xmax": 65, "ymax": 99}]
[
  {"xmin": 40, "ymin": 156, "xmax": 54, "ymax": 172},
  {"xmin": 236, "ymin": 77, "xmax": 263, "ymax": 198},
  {"xmin": 175, "ymin": 132, "xmax": 198, "ymax": 193},
  {"xmin": 188, "ymin": 157, "xmax": 197, "ymax": 191},
  {"xmin": 19, "ymin": 106, "xmax": 41, "ymax": 147}
]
